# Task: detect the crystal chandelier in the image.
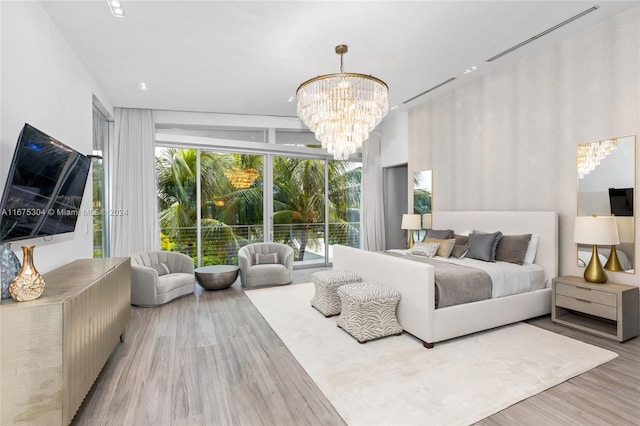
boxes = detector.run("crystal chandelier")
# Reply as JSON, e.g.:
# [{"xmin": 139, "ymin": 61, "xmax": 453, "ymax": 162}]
[
  {"xmin": 296, "ymin": 44, "xmax": 389, "ymax": 160},
  {"xmin": 577, "ymin": 139, "xmax": 618, "ymax": 179}
]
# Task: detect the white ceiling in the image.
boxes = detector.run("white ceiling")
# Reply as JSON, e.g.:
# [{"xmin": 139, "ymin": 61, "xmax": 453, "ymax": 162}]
[{"xmin": 41, "ymin": 1, "xmax": 639, "ymax": 119}]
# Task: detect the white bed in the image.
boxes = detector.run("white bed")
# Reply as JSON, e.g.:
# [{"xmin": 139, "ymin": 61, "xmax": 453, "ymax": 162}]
[{"xmin": 333, "ymin": 211, "xmax": 558, "ymax": 348}]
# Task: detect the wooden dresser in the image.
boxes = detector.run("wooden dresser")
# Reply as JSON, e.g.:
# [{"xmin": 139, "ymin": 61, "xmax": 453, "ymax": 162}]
[
  {"xmin": 552, "ymin": 275, "xmax": 639, "ymax": 342},
  {"xmin": 0, "ymin": 257, "xmax": 131, "ymax": 426}
]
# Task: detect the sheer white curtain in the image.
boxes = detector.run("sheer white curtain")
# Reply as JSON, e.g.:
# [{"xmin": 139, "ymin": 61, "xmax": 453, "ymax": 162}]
[
  {"xmin": 109, "ymin": 108, "xmax": 159, "ymax": 256},
  {"xmin": 361, "ymin": 131, "xmax": 385, "ymax": 251}
]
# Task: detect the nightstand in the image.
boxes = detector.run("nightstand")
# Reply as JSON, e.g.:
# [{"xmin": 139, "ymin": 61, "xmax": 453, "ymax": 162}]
[{"xmin": 552, "ymin": 276, "xmax": 639, "ymax": 342}]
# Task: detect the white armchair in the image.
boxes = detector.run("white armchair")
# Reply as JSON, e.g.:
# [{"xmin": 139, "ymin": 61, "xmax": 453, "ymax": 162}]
[
  {"xmin": 238, "ymin": 243, "xmax": 294, "ymax": 288},
  {"xmin": 130, "ymin": 251, "xmax": 195, "ymax": 307}
]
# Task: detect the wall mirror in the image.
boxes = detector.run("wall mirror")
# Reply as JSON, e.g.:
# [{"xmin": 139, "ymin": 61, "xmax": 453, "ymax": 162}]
[
  {"xmin": 577, "ymin": 135, "xmax": 635, "ymax": 273},
  {"xmin": 413, "ymin": 170, "xmax": 432, "ymax": 239}
]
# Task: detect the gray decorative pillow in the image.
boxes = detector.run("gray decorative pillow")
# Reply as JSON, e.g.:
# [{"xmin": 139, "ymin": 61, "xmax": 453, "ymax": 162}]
[
  {"xmin": 149, "ymin": 262, "xmax": 170, "ymax": 276},
  {"xmin": 411, "ymin": 242, "xmax": 439, "ymax": 258},
  {"xmin": 253, "ymin": 252, "xmax": 279, "ymax": 265},
  {"xmin": 425, "ymin": 229, "xmax": 454, "ymax": 240},
  {"xmin": 496, "ymin": 234, "xmax": 532, "ymax": 265},
  {"xmin": 472, "ymin": 230, "xmax": 504, "ymax": 261},
  {"xmin": 451, "ymin": 244, "xmax": 469, "ymax": 259},
  {"xmin": 466, "ymin": 231, "xmax": 503, "ymax": 262}
]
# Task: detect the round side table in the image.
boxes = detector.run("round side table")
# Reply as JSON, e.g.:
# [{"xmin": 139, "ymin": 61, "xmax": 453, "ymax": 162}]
[{"xmin": 195, "ymin": 265, "xmax": 239, "ymax": 290}]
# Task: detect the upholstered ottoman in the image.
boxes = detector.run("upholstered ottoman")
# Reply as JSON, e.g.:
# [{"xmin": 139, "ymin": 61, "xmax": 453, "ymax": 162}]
[
  {"xmin": 336, "ymin": 281, "xmax": 402, "ymax": 343},
  {"xmin": 310, "ymin": 270, "xmax": 362, "ymax": 316}
]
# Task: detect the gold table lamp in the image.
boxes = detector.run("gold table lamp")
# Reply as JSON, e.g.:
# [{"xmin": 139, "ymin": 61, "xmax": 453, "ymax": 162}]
[{"xmin": 574, "ymin": 215, "xmax": 620, "ymax": 283}]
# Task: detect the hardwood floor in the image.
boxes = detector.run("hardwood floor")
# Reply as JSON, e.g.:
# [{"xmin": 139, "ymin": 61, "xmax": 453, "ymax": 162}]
[
  {"xmin": 72, "ymin": 268, "xmax": 639, "ymax": 425},
  {"xmin": 476, "ymin": 316, "xmax": 640, "ymax": 426}
]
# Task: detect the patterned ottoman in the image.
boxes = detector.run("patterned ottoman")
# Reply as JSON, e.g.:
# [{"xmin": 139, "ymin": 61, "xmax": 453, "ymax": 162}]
[
  {"xmin": 336, "ymin": 281, "xmax": 403, "ymax": 343},
  {"xmin": 311, "ymin": 270, "xmax": 362, "ymax": 317}
]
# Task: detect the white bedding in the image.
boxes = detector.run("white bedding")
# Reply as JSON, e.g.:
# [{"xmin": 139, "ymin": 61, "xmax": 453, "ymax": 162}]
[
  {"xmin": 388, "ymin": 249, "xmax": 547, "ymax": 298},
  {"xmin": 335, "ymin": 211, "xmax": 558, "ymax": 348}
]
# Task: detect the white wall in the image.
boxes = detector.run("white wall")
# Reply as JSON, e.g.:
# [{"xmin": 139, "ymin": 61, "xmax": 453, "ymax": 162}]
[
  {"xmin": 380, "ymin": 111, "xmax": 408, "ymax": 168},
  {"xmin": 407, "ymin": 6, "xmax": 640, "ymax": 286},
  {"xmin": 1, "ymin": 2, "xmax": 113, "ymax": 272}
]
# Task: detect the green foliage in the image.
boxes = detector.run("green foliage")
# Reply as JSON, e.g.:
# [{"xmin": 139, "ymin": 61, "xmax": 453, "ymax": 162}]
[
  {"xmin": 160, "ymin": 233, "xmax": 176, "ymax": 251},
  {"xmin": 413, "ymin": 189, "xmax": 432, "ymax": 215},
  {"xmin": 156, "ymin": 148, "xmax": 361, "ymax": 265}
]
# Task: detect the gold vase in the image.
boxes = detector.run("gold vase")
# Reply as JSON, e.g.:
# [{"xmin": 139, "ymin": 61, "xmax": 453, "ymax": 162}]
[{"xmin": 9, "ymin": 246, "xmax": 46, "ymax": 302}]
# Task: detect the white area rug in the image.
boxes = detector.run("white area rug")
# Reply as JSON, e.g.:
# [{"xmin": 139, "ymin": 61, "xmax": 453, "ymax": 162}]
[{"xmin": 245, "ymin": 283, "xmax": 618, "ymax": 426}]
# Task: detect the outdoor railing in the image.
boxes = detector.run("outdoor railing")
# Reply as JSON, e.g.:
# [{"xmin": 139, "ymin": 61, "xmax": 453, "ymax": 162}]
[{"xmin": 160, "ymin": 222, "xmax": 360, "ymax": 266}]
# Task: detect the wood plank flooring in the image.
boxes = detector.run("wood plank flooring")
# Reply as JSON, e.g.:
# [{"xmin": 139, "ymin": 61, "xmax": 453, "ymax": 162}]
[
  {"xmin": 72, "ymin": 268, "xmax": 639, "ymax": 426},
  {"xmin": 475, "ymin": 316, "xmax": 640, "ymax": 426}
]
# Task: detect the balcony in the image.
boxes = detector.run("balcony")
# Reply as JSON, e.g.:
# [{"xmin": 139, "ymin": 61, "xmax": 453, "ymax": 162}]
[{"xmin": 160, "ymin": 222, "xmax": 360, "ymax": 266}]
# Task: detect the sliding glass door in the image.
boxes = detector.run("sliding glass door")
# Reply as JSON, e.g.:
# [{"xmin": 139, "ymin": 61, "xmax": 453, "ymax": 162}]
[
  {"xmin": 156, "ymin": 146, "xmax": 361, "ymax": 267},
  {"xmin": 328, "ymin": 160, "xmax": 361, "ymax": 260},
  {"xmin": 200, "ymin": 151, "xmax": 264, "ymax": 265},
  {"xmin": 156, "ymin": 147, "xmax": 199, "ymax": 258},
  {"xmin": 273, "ymin": 156, "xmax": 326, "ymax": 264},
  {"xmin": 91, "ymin": 106, "xmax": 110, "ymax": 257}
]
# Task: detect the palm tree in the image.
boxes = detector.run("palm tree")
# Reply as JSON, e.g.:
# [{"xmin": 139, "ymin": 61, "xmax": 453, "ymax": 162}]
[
  {"xmin": 328, "ymin": 161, "xmax": 361, "ymax": 247},
  {"xmin": 156, "ymin": 148, "xmax": 237, "ymax": 259},
  {"xmin": 271, "ymin": 157, "xmax": 325, "ymax": 260},
  {"xmin": 156, "ymin": 148, "xmax": 361, "ymax": 264},
  {"xmin": 269, "ymin": 157, "xmax": 360, "ymax": 261},
  {"xmin": 217, "ymin": 154, "xmax": 264, "ymax": 238}
]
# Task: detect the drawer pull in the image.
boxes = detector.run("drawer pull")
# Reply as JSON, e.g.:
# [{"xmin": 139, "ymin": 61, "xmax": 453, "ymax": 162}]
[{"xmin": 575, "ymin": 298, "xmax": 592, "ymax": 303}]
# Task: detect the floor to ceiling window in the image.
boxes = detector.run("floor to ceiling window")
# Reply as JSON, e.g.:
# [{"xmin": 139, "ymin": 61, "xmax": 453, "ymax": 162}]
[
  {"xmin": 91, "ymin": 104, "xmax": 110, "ymax": 258},
  {"xmin": 273, "ymin": 156, "xmax": 326, "ymax": 264},
  {"xmin": 200, "ymin": 151, "xmax": 264, "ymax": 265},
  {"xmin": 155, "ymin": 124, "xmax": 361, "ymax": 267},
  {"xmin": 327, "ymin": 159, "xmax": 361, "ymax": 259}
]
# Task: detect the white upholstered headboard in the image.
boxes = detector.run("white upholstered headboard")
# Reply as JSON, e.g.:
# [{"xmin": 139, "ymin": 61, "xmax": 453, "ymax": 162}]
[{"xmin": 433, "ymin": 211, "xmax": 558, "ymax": 286}]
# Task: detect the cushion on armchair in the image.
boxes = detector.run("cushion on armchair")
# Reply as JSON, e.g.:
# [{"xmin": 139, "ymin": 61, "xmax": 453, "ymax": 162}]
[
  {"xmin": 149, "ymin": 262, "xmax": 171, "ymax": 276},
  {"xmin": 253, "ymin": 252, "xmax": 279, "ymax": 265},
  {"xmin": 238, "ymin": 243, "xmax": 293, "ymax": 288},
  {"xmin": 130, "ymin": 251, "xmax": 195, "ymax": 307}
]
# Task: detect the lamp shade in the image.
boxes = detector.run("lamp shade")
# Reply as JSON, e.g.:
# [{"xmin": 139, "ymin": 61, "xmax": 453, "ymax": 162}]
[
  {"xmin": 421, "ymin": 213, "xmax": 432, "ymax": 230},
  {"xmin": 401, "ymin": 214, "xmax": 421, "ymax": 230},
  {"xmin": 573, "ymin": 216, "xmax": 620, "ymax": 245},
  {"xmin": 616, "ymin": 216, "xmax": 634, "ymax": 243}
]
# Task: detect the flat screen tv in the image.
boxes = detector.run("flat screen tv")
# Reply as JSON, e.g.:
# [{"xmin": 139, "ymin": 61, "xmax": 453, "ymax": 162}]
[
  {"xmin": 608, "ymin": 187, "xmax": 633, "ymax": 217},
  {"xmin": 0, "ymin": 123, "xmax": 91, "ymax": 242}
]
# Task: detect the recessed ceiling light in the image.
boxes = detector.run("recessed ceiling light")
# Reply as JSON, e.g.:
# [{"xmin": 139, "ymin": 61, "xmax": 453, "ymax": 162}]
[
  {"xmin": 390, "ymin": 105, "xmax": 399, "ymax": 110},
  {"xmin": 463, "ymin": 66, "xmax": 478, "ymax": 75},
  {"xmin": 138, "ymin": 82, "xmax": 148, "ymax": 91},
  {"xmin": 287, "ymin": 96, "xmax": 295, "ymax": 103},
  {"xmin": 107, "ymin": 0, "xmax": 126, "ymax": 18}
]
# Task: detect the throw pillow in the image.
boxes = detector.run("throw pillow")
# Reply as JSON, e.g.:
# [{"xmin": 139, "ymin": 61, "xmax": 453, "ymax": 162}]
[
  {"xmin": 424, "ymin": 238, "xmax": 456, "ymax": 258},
  {"xmin": 424, "ymin": 229, "xmax": 454, "ymax": 240},
  {"xmin": 523, "ymin": 234, "xmax": 539, "ymax": 264},
  {"xmin": 495, "ymin": 234, "xmax": 532, "ymax": 265},
  {"xmin": 454, "ymin": 234, "xmax": 469, "ymax": 245},
  {"xmin": 411, "ymin": 242, "xmax": 439, "ymax": 258},
  {"xmin": 450, "ymin": 244, "xmax": 469, "ymax": 259},
  {"xmin": 472, "ymin": 230, "xmax": 504, "ymax": 261},
  {"xmin": 149, "ymin": 262, "xmax": 170, "ymax": 276},
  {"xmin": 253, "ymin": 252, "xmax": 279, "ymax": 265},
  {"xmin": 466, "ymin": 231, "xmax": 503, "ymax": 262}
]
